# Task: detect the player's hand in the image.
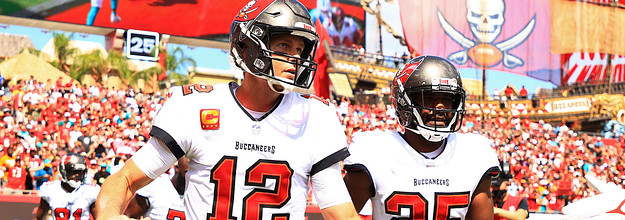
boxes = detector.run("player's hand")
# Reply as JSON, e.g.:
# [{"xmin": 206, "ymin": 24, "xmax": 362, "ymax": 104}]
[{"xmin": 493, "ymin": 207, "xmax": 502, "ymax": 215}]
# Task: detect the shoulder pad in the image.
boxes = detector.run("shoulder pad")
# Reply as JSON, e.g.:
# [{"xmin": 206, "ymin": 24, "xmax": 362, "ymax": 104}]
[
  {"xmin": 300, "ymin": 94, "xmax": 330, "ymax": 106},
  {"xmin": 164, "ymin": 84, "xmax": 215, "ymax": 102},
  {"xmin": 180, "ymin": 84, "xmax": 214, "ymax": 96}
]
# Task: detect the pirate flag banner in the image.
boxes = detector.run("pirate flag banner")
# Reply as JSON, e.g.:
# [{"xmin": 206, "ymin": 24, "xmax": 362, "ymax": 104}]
[{"xmin": 398, "ymin": 0, "xmax": 561, "ymax": 85}]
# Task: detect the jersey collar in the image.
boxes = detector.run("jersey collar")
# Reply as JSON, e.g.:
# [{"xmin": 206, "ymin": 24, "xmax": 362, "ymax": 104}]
[{"xmin": 229, "ymin": 82, "xmax": 284, "ymax": 122}]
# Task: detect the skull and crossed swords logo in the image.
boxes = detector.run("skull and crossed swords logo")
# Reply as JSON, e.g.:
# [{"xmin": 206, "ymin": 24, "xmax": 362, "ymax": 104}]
[
  {"xmin": 238, "ymin": 0, "xmax": 259, "ymax": 20},
  {"xmin": 437, "ymin": 0, "xmax": 535, "ymax": 68}
]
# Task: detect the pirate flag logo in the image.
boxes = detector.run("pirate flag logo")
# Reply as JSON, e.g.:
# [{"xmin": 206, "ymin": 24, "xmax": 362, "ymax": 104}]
[{"xmin": 437, "ymin": 0, "xmax": 535, "ymax": 68}]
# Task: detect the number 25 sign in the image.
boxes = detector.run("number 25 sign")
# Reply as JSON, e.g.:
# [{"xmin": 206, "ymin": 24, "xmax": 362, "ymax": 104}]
[{"xmin": 126, "ymin": 29, "xmax": 160, "ymax": 61}]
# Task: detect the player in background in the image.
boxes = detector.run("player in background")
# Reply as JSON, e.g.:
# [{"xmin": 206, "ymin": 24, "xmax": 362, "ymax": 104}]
[
  {"xmin": 34, "ymin": 154, "xmax": 100, "ymax": 220},
  {"xmin": 95, "ymin": 0, "xmax": 360, "ymax": 219},
  {"xmin": 124, "ymin": 157, "xmax": 189, "ymax": 219},
  {"xmin": 343, "ymin": 55, "xmax": 500, "ymax": 219},
  {"xmin": 492, "ymin": 179, "xmax": 529, "ymax": 220},
  {"xmin": 86, "ymin": 0, "xmax": 121, "ymax": 26}
]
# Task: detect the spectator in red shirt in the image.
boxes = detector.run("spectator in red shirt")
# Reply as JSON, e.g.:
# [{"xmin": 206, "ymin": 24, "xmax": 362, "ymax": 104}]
[
  {"xmin": 25, "ymin": 150, "xmax": 43, "ymax": 172},
  {"xmin": 493, "ymin": 179, "xmax": 529, "ymax": 220},
  {"xmin": 6, "ymin": 156, "xmax": 27, "ymax": 194},
  {"xmin": 55, "ymin": 77, "xmax": 63, "ymax": 91},
  {"xmin": 519, "ymin": 86, "xmax": 528, "ymax": 99},
  {"xmin": 505, "ymin": 86, "xmax": 514, "ymax": 100}
]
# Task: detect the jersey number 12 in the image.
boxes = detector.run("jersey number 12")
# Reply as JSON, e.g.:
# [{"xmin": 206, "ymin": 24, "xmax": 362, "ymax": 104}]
[{"xmin": 208, "ymin": 156, "xmax": 293, "ymax": 220}]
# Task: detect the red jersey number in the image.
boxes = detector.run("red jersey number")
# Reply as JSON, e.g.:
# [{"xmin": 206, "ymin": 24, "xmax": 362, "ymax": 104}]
[
  {"xmin": 208, "ymin": 156, "xmax": 293, "ymax": 220},
  {"xmin": 167, "ymin": 208, "xmax": 185, "ymax": 220},
  {"xmin": 53, "ymin": 208, "xmax": 82, "ymax": 220},
  {"xmin": 182, "ymin": 84, "xmax": 213, "ymax": 96},
  {"xmin": 384, "ymin": 191, "xmax": 469, "ymax": 220}
]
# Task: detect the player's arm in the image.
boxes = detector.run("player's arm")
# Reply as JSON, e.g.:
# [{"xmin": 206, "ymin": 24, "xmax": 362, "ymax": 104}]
[
  {"xmin": 494, "ymin": 206, "xmax": 528, "ymax": 220},
  {"xmin": 494, "ymin": 198, "xmax": 529, "ymax": 220},
  {"xmin": 466, "ymin": 175, "xmax": 494, "ymax": 220},
  {"xmin": 123, "ymin": 194, "xmax": 150, "ymax": 218},
  {"xmin": 343, "ymin": 167, "xmax": 374, "ymax": 212},
  {"xmin": 90, "ymin": 202, "xmax": 97, "ymax": 219},
  {"xmin": 320, "ymin": 202, "xmax": 360, "ymax": 220},
  {"xmin": 33, "ymin": 198, "xmax": 50, "ymax": 220},
  {"xmin": 312, "ymin": 162, "xmax": 360, "ymax": 220},
  {"xmin": 95, "ymin": 159, "xmax": 154, "ymax": 219}
]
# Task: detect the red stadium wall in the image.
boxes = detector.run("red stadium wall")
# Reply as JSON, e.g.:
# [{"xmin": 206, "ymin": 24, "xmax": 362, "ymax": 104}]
[{"xmin": 0, "ymin": 194, "xmax": 40, "ymax": 220}]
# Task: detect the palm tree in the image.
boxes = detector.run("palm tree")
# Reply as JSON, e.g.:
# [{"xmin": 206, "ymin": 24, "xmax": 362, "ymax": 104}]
[
  {"xmin": 106, "ymin": 50, "xmax": 162, "ymax": 89},
  {"xmin": 167, "ymin": 72, "xmax": 190, "ymax": 86},
  {"xmin": 69, "ymin": 50, "xmax": 106, "ymax": 84},
  {"xmin": 163, "ymin": 46, "xmax": 196, "ymax": 87},
  {"xmin": 107, "ymin": 51, "xmax": 132, "ymax": 87},
  {"xmin": 51, "ymin": 32, "xmax": 78, "ymax": 72},
  {"xmin": 19, "ymin": 48, "xmax": 41, "ymax": 56},
  {"xmin": 133, "ymin": 65, "xmax": 162, "ymax": 88}
]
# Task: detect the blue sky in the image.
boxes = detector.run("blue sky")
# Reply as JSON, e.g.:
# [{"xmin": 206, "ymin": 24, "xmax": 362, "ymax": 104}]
[
  {"xmin": 0, "ymin": 23, "xmax": 557, "ymax": 96},
  {"xmin": 459, "ymin": 68, "xmax": 557, "ymax": 97}
]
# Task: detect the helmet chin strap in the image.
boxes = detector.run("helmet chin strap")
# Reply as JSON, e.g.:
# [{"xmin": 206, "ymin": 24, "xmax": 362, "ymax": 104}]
[
  {"xmin": 405, "ymin": 126, "xmax": 449, "ymax": 142},
  {"xmin": 267, "ymin": 79, "xmax": 294, "ymax": 94},
  {"xmin": 66, "ymin": 180, "xmax": 82, "ymax": 189}
]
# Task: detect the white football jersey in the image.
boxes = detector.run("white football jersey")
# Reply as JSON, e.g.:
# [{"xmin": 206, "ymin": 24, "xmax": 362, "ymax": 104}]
[
  {"xmin": 140, "ymin": 83, "xmax": 348, "ymax": 220},
  {"xmin": 136, "ymin": 174, "xmax": 185, "ymax": 220},
  {"xmin": 39, "ymin": 180, "xmax": 100, "ymax": 220},
  {"xmin": 344, "ymin": 130, "xmax": 499, "ymax": 220}
]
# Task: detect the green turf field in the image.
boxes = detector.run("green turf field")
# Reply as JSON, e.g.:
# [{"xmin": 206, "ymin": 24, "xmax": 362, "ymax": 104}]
[{"xmin": 0, "ymin": 0, "xmax": 50, "ymax": 15}]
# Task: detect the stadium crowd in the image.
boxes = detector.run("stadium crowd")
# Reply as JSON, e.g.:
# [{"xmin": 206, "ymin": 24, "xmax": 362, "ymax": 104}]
[
  {"xmin": 0, "ymin": 77, "xmax": 623, "ymax": 214},
  {"xmin": 0, "ymin": 77, "xmax": 160, "ymax": 192}
]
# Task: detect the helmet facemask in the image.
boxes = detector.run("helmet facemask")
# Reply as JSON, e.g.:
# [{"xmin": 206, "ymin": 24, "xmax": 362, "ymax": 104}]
[
  {"xmin": 397, "ymin": 85, "xmax": 465, "ymax": 142},
  {"xmin": 261, "ymin": 27, "xmax": 319, "ymax": 93},
  {"xmin": 392, "ymin": 56, "xmax": 466, "ymax": 142},
  {"xmin": 64, "ymin": 169, "xmax": 87, "ymax": 189}
]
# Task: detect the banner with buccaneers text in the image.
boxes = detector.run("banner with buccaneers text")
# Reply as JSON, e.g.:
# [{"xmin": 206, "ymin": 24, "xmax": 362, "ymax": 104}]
[{"xmin": 398, "ymin": 0, "xmax": 561, "ymax": 85}]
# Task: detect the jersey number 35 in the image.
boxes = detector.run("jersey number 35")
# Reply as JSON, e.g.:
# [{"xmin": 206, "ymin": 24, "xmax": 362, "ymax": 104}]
[{"xmin": 385, "ymin": 191, "xmax": 470, "ymax": 220}]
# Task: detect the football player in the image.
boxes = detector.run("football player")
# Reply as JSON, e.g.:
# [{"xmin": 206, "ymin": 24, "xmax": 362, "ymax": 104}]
[
  {"xmin": 34, "ymin": 154, "xmax": 100, "ymax": 220},
  {"xmin": 123, "ymin": 157, "xmax": 189, "ymax": 219},
  {"xmin": 343, "ymin": 56, "xmax": 500, "ymax": 219},
  {"xmin": 95, "ymin": 0, "xmax": 360, "ymax": 219},
  {"xmin": 86, "ymin": 0, "xmax": 121, "ymax": 26}
]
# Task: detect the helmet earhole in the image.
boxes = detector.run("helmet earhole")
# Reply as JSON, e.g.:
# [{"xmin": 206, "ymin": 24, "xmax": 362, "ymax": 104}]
[
  {"xmin": 254, "ymin": 59, "xmax": 265, "ymax": 69},
  {"xmin": 237, "ymin": 42, "xmax": 246, "ymax": 50},
  {"xmin": 252, "ymin": 26, "xmax": 264, "ymax": 37},
  {"xmin": 401, "ymin": 111, "xmax": 412, "ymax": 126}
]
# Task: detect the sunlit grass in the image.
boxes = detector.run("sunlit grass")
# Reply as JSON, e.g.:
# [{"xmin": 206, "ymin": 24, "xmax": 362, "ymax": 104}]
[{"xmin": 0, "ymin": 0, "xmax": 51, "ymax": 15}]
